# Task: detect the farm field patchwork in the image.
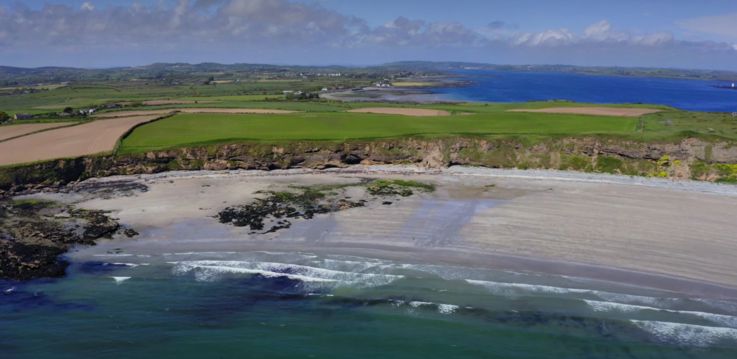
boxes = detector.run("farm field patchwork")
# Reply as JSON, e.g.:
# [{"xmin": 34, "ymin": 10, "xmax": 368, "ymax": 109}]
[
  {"xmin": 95, "ymin": 108, "xmax": 298, "ymax": 119},
  {"xmin": 2, "ymin": 101, "xmax": 735, "ymax": 166},
  {"xmin": 0, "ymin": 115, "xmax": 165, "ymax": 166},
  {"xmin": 0, "ymin": 122, "xmax": 75, "ymax": 142}
]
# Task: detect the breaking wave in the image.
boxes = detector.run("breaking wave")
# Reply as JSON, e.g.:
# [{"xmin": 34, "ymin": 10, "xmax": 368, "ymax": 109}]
[
  {"xmin": 465, "ymin": 279, "xmax": 677, "ymax": 307},
  {"xmin": 585, "ymin": 300, "xmax": 737, "ymax": 328},
  {"xmin": 631, "ymin": 320, "xmax": 737, "ymax": 347},
  {"xmin": 390, "ymin": 300, "xmax": 460, "ymax": 315},
  {"xmin": 171, "ymin": 260, "xmax": 402, "ymax": 288}
]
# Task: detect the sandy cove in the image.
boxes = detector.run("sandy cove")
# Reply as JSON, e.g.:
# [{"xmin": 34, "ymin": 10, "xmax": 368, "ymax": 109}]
[{"xmin": 38, "ymin": 166, "xmax": 737, "ymax": 298}]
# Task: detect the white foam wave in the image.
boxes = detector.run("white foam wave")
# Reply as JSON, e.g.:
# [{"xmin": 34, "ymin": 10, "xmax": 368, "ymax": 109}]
[
  {"xmin": 586, "ymin": 299, "xmax": 654, "ymax": 313},
  {"xmin": 592, "ymin": 291, "xmax": 667, "ymax": 306},
  {"xmin": 438, "ymin": 304, "xmax": 460, "ymax": 314},
  {"xmin": 465, "ymin": 279, "xmax": 675, "ymax": 308},
  {"xmin": 397, "ymin": 300, "xmax": 460, "ymax": 315},
  {"xmin": 466, "ymin": 279, "xmax": 590, "ymax": 295},
  {"xmin": 111, "ymin": 276, "xmax": 131, "ymax": 284},
  {"xmin": 164, "ymin": 252, "xmax": 238, "ymax": 256},
  {"xmin": 631, "ymin": 320, "xmax": 737, "ymax": 347},
  {"xmin": 111, "ymin": 262, "xmax": 144, "ymax": 268},
  {"xmin": 409, "ymin": 301, "xmax": 434, "ymax": 308},
  {"xmin": 171, "ymin": 260, "xmax": 401, "ymax": 288},
  {"xmin": 586, "ymin": 300, "xmax": 737, "ymax": 328}
]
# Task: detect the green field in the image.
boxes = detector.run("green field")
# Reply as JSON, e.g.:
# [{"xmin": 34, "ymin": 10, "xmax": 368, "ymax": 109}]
[
  {"xmin": 3, "ymin": 70, "xmax": 736, "ymax": 157},
  {"xmin": 0, "ymin": 78, "xmax": 369, "ymax": 115},
  {"xmin": 118, "ymin": 102, "xmax": 737, "ymax": 154}
]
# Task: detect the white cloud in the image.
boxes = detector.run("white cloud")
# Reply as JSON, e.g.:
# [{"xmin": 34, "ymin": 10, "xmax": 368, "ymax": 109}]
[
  {"xmin": 0, "ymin": 2, "xmax": 735, "ymax": 69},
  {"xmin": 81, "ymin": 2, "xmax": 95, "ymax": 11},
  {"xmin": 363, "ymin": 17, "xmax": 479, "ymax": 47},
  {"xmin": 513, "ymin": 29, "xmax": 575, "ymax": 46},
  {"xmin": 579, "ymin": 20, "xmax": 672, "ymax": 45},
  {"xmin": 584, "ymin": 20, "xmax": 612, "ymax": 39}
]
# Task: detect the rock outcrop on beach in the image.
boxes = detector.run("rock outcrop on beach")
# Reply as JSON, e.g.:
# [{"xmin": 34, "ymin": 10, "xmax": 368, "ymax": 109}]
[
  {"xmin": 218, "ymin": 179, "xmax": 433, "ymax": 234},
  {"xmin": 0, "ymin": 199, "xmax": 136, "ymax": 280},
  {"xmin": 0, "ymin": 136, "xmax": 736, "ymax": 197}
]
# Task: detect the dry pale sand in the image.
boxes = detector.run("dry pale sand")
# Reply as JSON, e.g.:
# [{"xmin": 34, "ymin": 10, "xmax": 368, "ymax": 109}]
[
  {"xmin": 348, "ymin": 108, "xmax": 451, "ymax": 116},
  {"xmin": 0, "ymin": 122, "xmax": 74, "ymax": 142},
  {"xmin": 95, "ymin": 108, "xmax": 296, "ymax": 119},
  {"xmin": 508, "ymin": 107, "xmax": 661, "ymax": 117},
  {"xmin": 50, "ymin": 166, "xmax": 737, "ymax": 294},
  {"xmin": 0, "ymin": 115, "xmax": 162, "ymax": 166}
]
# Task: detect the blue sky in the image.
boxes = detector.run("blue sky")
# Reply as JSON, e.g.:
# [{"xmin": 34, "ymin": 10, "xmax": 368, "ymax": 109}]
[{"xmin": 3, "ymin": 0, "xmax": 737, "ymax": 70}]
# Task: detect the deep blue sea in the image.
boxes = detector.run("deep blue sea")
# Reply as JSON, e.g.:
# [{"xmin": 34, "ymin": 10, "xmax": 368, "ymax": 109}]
[{"xmin": 435, "ymin": 70, "xmax": 737, "ymax": 112}]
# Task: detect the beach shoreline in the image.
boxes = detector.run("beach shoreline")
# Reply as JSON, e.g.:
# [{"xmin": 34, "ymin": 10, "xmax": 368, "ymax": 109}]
[{"xmin": 20, "ymin": 165, "xmax": 733, "ymax": 299}]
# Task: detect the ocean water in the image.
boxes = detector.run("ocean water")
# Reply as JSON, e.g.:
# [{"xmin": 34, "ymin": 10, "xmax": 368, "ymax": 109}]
[
  {"xmin": 3, "ymin": 250, "xmax": 737, "ymax": 358},
  {"xmin": 435, "ymin": 70, "xmax": 737, "ymax": 112}
]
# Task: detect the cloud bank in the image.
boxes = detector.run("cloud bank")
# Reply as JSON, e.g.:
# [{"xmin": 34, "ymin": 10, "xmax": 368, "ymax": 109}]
[{"xmin": 0, "ymin": 0, "xmax": 735, "ymax": 70}]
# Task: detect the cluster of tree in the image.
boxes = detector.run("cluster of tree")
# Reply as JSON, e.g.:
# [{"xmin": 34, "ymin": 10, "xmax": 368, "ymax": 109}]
[
  {"xmin": 0, "ymin": 111, "xmax": 9, "ymax": 124},
  {"xmin": 285, "ymin": 92, "xmax": 320, "ymax": 100}
]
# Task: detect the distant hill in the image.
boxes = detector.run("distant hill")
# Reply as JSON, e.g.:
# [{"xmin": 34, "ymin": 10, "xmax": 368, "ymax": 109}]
[
  {"xmin": 381, "ymin": 61, "xmax": 737, "ymax": 82},
  {"xmin": 2, "ymin": 61, "xmax": 736, "ymax": 86}
]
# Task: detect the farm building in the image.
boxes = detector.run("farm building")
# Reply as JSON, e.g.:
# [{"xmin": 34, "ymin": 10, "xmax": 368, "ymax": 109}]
[{"xmin": 13, "ymin": 113, "xmax": 33, "ymax": 120}]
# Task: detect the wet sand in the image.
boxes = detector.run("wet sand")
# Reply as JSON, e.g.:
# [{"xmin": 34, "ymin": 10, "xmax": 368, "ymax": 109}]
[{"xmin": 42, "ymin": 166, "xmax": 737, "ymax": 298}]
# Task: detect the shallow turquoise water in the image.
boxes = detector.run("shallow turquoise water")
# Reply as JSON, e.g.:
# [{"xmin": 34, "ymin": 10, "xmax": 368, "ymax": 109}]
[{"xmin": 3, "ymin": 251, "xmax": 737, "ymax": 358}]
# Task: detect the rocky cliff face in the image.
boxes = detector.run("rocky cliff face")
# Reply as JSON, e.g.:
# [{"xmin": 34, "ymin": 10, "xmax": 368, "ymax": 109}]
[{"xmin": 1, "ymin": 137, "xmax": 736, "ymax": 196}]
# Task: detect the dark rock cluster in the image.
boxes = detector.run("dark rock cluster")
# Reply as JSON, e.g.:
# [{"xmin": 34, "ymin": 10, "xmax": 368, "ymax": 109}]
[
  {"xmin": 0, "ymin": 199, "xmax": 135, "ymax": 280},
  {"xmin": 218, "ymin": 189, "xmax": 366, "ymax": 234}
]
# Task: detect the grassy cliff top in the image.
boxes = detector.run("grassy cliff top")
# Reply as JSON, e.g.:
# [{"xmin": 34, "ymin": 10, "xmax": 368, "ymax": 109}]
[{"xmin": 118, "ymin": 102, "xmax": 736, "ymax": 154}]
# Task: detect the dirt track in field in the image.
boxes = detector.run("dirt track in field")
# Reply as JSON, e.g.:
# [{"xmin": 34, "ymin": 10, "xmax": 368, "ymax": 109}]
[
  {"xmin": 0, "ymin": 115, "xmax": 163, "ymax": 166},
  {"xmin": 0, "ymin": 123, "xmax": 75, "ymax": 142},
  {"xmin": 507, "ymin": 107, "xmax": 661, "ymax": 117},
  {"xmin": 348, "ymin": 108, "xmax": 452, "ymax": 116}
]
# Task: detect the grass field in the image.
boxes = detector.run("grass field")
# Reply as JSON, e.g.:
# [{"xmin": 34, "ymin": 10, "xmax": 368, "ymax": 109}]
[
  {"xmin": 117, "ymin": 102, "xmax": 737, "ymax": 154},
  {"xmin": 118, "ymin": 108, "xmax": 637, "ymax": 153},
  {"xmin": 3, "ymin": 75, "xmax": 736, "ymax": 160},
  {"xmin": 0, "ymin": 78, "xmax": 369, "ymax": 114}
]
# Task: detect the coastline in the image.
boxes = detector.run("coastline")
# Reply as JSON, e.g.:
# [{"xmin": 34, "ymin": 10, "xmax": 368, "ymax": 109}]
[{"xmin": 26, "ymin": 165, "xmax": 737, "ymax": 299}]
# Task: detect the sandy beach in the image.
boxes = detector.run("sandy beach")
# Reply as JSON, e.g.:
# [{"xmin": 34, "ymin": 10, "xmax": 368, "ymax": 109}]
[{"xmin": 40, "ymin": 166, "xmax": 737, "ymax": 298}]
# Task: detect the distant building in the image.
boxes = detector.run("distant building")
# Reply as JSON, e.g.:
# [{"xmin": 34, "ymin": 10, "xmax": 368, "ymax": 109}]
[{"xmin": 13, "ymin": 113, "xmax": 33, "ymax": 120}]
